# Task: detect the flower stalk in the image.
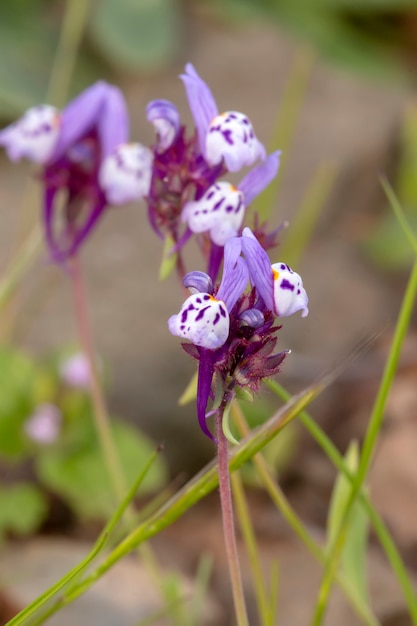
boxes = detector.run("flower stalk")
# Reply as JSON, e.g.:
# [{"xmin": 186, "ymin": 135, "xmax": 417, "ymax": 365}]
[
  {"xmin": 70, "ymin": 257, "xmax": 126, "ymax": 503},
  {"xmin": 6, "ymin": 380, "xmax": 324, "ymax": 626},
  {"xmin": 216, "ymin": 394, "xmax": 249, "ymax": 626}
]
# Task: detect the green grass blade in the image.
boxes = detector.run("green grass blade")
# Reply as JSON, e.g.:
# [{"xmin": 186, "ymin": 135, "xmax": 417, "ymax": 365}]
[
  {"xmin": 267, "ymin": 380, "xmax": 417, "ymax": 624},
  {"xmin": 250, "ymin": 48, "xmax": 315, "ymax": 222},
  {"xmin": 279, "ymin": 163, "xmax": 337, "ymax": 267},
  {"xmin": 379, "ymin": 176, "xmax": 417, "ymax": 254},
  {"xmin": 232, "ymin": 400, "xmax": 378, "ymax": 626},
  {"xmin": 231, "ymin": 470, "xmax": 271, "ymax": 626},
  {"xmin": 188, "ymin": 554, "xmax": 213, "ymax": 626},
  {"xmin": 20, "ymin": 377, "xmax": 329, "ymax": 622},
  {"xmin": 8, "ymin": 447, "xmax": 161, "ymax": 626},
  {"xmin": 327, "ymin": 442, "xmax": 370, "ymax": 608}
]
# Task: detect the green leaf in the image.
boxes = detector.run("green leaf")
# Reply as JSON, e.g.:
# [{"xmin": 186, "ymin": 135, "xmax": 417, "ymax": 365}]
[
  {"xmin": 0, "ymin": 1, "xmax": 56, "ymax": 116},
  {"xmin": 0, "ymin": 483, "xmax": 47, "ymax": 540},
  {"xmin": 90, "ymin": 0, "xmax": 181, "ymax": 72},
  {"xmin": 327, "ymin": 441, "xmax": 370, "ymax": 607},
  {"xmin": 6, "ymin": 378, "xmax": 330, "ymax": 625},
  {"xmin": 159, "ymin": 233, "xmax": 178, "ymax": 281},
  {"xmin": 0, "ymin": 346, "xmax": 38, "ymax": 458},
  {"xmin": 398, "ymin": 104, "xmax": 417, "ymax": 210},
  {"xmin": 36, "ymin": 420, "xmax": 168, "ymax": 519},
  {"xmin": 286, "ymin": 9, "xmax": 402, "ymax": 81},
  {"xmin": 178, "ymin": 370, "xmax": 198, "ymax": 406},
  {"xmin": 0, "ymin": 0, "xmax": 107, "ymax": 118},
  {"xmin": 364, "ymin": 211, "xmax": 417, "ymax": 270},
  {"xmin": 312, "ymin": 0, "xmax": 417, "ymax": 9},
  {"xmin": 237, "ymin": 396, "xmax": 299, "ymax": 486}
]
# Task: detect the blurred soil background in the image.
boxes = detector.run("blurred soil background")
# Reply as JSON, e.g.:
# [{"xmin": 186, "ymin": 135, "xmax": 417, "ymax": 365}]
[{"xmin": 1, "ymin": 1, "xmax": 417, "ymax": 624}]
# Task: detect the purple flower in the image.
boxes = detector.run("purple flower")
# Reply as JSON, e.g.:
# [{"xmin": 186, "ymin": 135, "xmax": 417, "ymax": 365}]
[
  {"xmin": 99, "ymin": 142, "xmax": 153, "ymax": 205},
  {"xmin": 168, "ymin": 237, "xmax": 248, "ymax": 350},
  {"xmin": 180, "ymin": 64, "xmax": 266, "ymax": 172},
  {"xmin": 241, "ymin": 228, "xmax": 309, "ymax": 318},
  {"xmin": 169, "ymin": 238, "xmax": 249, "ymax": 439},
  {"xmin": 144, "ymin": 65, "xmax": 278, "ymax": 281},
  {"xmin": 60, "ymin": 353, "xmax": 90, "ymax": 390},
  {"xmin": 0, "ymin": 82, "xmax": 153, "ymax": 261},
  {"xmin": 146, "ymin": 99, "xmax": 180, "ymax": 152},
  {"xmin": 169, "ymin": 231, "xmax": 309, "ymax": 440},
  {"xmin": 181, "ymin": 152, "xmax": 280, "ymax": 246},
  {"xmin": 0, "ymin": 105, "xmax": 61, "ymax": 163},
  {"xmin": 25, "ymin": 403, "xmax": 62, "ymax": 445}
]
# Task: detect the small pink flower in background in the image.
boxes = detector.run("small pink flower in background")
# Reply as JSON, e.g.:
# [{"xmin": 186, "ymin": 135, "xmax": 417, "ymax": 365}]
[
  {"xmin": 60, "ymin": 353, "xmax": 90, "ymax": 390},
  {"xmin": 25, "ymin": 403, "xmax": 62, "ymax": 445}
]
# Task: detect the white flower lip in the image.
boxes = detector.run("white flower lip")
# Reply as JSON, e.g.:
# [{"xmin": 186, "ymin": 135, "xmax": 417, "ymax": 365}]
[
  {"xmin": 99, "ymin": 143, "xmax": 153, "ymax": 205},
  {"xmin": 205, "ymin": 111, "xmax": 266, "ymax": 172},
  {"xmin": 182, "ymin": 181, "xmax": 245, "ymax": 246},
  {"xmin": 168, "ymin": 293, "xmax": 230, "ymax": 350},
  {"xmin": 0, "ymin": 105, "xmax": 61, "ymax": 164},
  {"xmin": 272, "ymin": 263, "xmax": 309, "ymax": 318}
]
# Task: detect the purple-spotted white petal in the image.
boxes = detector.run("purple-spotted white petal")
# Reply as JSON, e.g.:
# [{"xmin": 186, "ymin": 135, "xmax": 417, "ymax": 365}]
[
  {"xmin": 272, "ymin": 263, "xmax": 309, "ymax": 318},
  {"xmin": 168, "ymin": 293, "xmax": 230, "ymax": 350},
  {"xmin": 205, "ymin": 111, "xmax": 266, "ymax": 172},
  {"xmin": 146, "ymin": 99, "xmax": 180, "ymax": 151},
  {"xmin": 0, "ymin": 105, "xmax": 60, "ymax": 164},
  {"xmin": 99, "ymin": 143, "xmax": 153, "ymax": 205},
  {"xmin": 182, "ymin": 182, "xmax": 245, "ymax": 246},
  {"xmin": 241, "ymin": 228, "xmax": 309, "ymax": 317}
]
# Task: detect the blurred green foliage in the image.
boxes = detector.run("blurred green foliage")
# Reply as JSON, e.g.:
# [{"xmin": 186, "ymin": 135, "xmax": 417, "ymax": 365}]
[
  {"xmin": 213, "ymin": 0, "xmax": 417, "ymax": 82},
  {"xmin": 327, "ymin": 441, "xmax": 370, "ymax": 611},
  {"xmin": 90, "ymin": 0, "xmax": 181, "ymax": 73},
  {"xmin": 365, "ymin": 103, "xmax": 417, "ymax": 270},
  {"xmin": 235, "ymin": 395, "xmax": 300, "ymax": 485},
  {"xmin": 0, "ymin": 483, "xmax": 47, "ymax": 541},
  {"xmin": 0, "ymin": 0, "xmax": 182, "ymax": 118},
  {"xmin": 0, "ymin": 345, "xmax": 168, "ymax": 538},
  {"xmin": 1, "ymin": 0, "xmax": 417, "ymax": 118}
]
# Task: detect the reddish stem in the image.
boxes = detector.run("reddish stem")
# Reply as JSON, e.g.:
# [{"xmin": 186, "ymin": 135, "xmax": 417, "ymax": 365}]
[{"xmin": 216, "ymin": 401, "xmax": 249, "ymax": 626}]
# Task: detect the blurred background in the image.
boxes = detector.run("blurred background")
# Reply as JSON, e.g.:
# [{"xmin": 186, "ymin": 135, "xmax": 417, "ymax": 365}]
[{"xmin": 1, "ymin": 1, "xmax": 417, "ymax": 624}]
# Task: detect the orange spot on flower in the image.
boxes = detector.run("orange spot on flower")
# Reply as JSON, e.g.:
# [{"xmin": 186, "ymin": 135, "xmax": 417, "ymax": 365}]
[{"xmin": 272, "ymin": 268, "xmax": 280, "ymax": 281}]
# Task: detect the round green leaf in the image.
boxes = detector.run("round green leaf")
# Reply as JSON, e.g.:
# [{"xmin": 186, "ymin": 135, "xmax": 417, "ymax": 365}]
[
  {"xmin": 90, "ymin": 0, "xmax": 181, "ymax": 72},
  {"xmin": 36, "ymin": 420, "xmax": 168, "ymax": 520},
  {"xmin": 0, "ymin": 483, "xmax": 48, "ymax": 540},
  {"xmin": 0, "ymin": 346, "xmax": 38, "ymax": 458},
  {"xmin": 0, "ymin": 1, "xmax": 57, "ymax": 116}
]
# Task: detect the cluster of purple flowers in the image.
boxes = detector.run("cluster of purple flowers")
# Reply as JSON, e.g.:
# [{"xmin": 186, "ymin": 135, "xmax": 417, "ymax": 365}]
[
  {"xmin": 0, "ymin": 64, "xmax": 308, "ymax": 441},
  {"xmin": 146, "ymin": 64, "xmax": 280, "ymax": 279},
  {"xmin": 0, "ymin": 82, "xmax": 152, "ymax": 262},
  {"xmin": 169, "ymin": 228, "xmax": 308, "ymax": 440}
]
